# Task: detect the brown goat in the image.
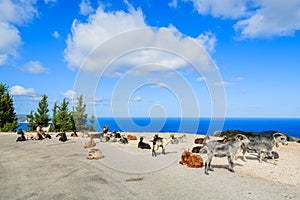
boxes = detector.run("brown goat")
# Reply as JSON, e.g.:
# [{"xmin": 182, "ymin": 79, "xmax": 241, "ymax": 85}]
[
  {"xmin": 127, "ymin": 135, "xmax": 137, "ymax": 140},
  {"xmin": 86, "ymin": 148, "xmax": 104, "ymax": 160},
  {"xmin": 179, "ymin": 150, "xmax": 204, "ymax": 168},
  {"xmin": 84, "ymin": 134, "xmax": 96, "ymax": 148},
  {"xmin": 194, "ymin": 135, "xmax": 210, "ymax": 144}
]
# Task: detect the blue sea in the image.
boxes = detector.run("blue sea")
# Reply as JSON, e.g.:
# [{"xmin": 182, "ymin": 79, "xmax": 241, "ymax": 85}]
[{"xmin": 19, "ymin": 118, "xmax": 300, "ymax": 138}]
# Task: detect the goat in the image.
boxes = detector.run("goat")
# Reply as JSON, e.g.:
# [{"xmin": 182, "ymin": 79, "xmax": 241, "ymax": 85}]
[
  {"xmin": 179, "ymin": 150, "xmax": 204, "ymax": 168},
  {"xmin": 71, "ymin": 131, "xmax": 78, "ymax": 137},
  {"xmin": 171, "ymin": 134, "xmax": 187, "ymax": 144},
  {"xmin": 200, "ymin": 134, "xmax": 250, "ymax": 175},
  {"xmin": 194, "ymin": 135, "xmax": 210, "ymax": 144},
  {"xmin": 119, "ymin": 136, "xmax": 128, "ymax": 144},
  {"xmin": 103, "ymin": 125, "xmax": 109, "ymax": 133},
  {"xmin": 42, "ymin": 124, "xmax": 51, "ymax": 133},
  {"xmin": 86, "ymin": 148, "xmax": 104, "ymax": 160},
  {"xmin": 16, "ymin": 129, "xmax": 26, "ymax": 142},
  {"xmin": 192, "ymin": 136, "xmax": 228, "ymax": 153},
  {"xmin": 152, "ymin": 134, "xmax": 174, "ymax": 157},
  {"xmin": 84, "ymin": 134, "xmax": 96, "ymax": 148},
  {"xmin": 138, "ymin": 137, "xmax": 151, "ymax": 149},
  {"xmin": 35, "ymin": 132, "xmax": 44, "ymax": 140},
  {"xmin": 56, "ymin": 132, "xmax": 67, "ymax": 142},
  {"xmin": 241, "ymin": 132, "xmax": 288, "ymax": 165},
  {"xmin": 127, "ymin": 135, "xmax": 137, "ymax": 141}
]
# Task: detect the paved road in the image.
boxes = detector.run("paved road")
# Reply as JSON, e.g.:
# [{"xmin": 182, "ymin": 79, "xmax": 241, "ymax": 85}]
[{"xmin": 1, "ymin": 134, "xmax": 299, "ymax": 200}]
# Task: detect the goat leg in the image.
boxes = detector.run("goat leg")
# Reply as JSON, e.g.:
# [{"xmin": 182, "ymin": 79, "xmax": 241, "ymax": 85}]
[
  {"xmin": 228, "ymin": 156, "xmax": 235, "ymax": 172},
  {"xmin": 162, "ymin": 148, "xmax": 166, "ymax": 155}
]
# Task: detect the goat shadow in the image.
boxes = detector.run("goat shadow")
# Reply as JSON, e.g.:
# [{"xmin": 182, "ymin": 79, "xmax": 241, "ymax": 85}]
[
  {"xmin": 153, "ymin": 151, "xmax": 178, "ymax": 156},
  {"xmin": 211, "ymin": 163, "xmax": 243, "ymax": 171},
  {"xmin": 236, "ymin": 155, "xmax": 278, "ymax": 164}
]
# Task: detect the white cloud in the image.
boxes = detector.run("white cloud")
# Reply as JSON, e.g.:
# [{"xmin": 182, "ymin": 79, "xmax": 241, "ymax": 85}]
[
  {"xmin": 62, "ymin": 90, "xmax": 77, "ymax": 100},
  {"xmin": 21, "ymin": 61, "xmax": 48, "ymax": 74},
  {"xmin": 10, "ymin": 85, "xmax": 36, "ymax": 96},
  {"xmin": 64, "ymin": 6, "xmax": 214, "ymax": 75},
  {"xmin": 234, "ymin": 77, "xmax": 244, "ymax": 81},
  {"xmin": 53, "ymin": 31, "xmax": 60, "ymax": 39},
  {"xmin": 234, "ymin": 0, "xmax": 300, "ymax": 38},
  {"xmin": 0, "ymin": 54, "xmax": 8, "ymax": 65},
  {"xmin": 187, "ymin": 0, "xmax": 248, "ymax": 19},
  {"xmin": 0, "ymin": 0, "xmax": 38, "ymax": 65},
  {"xmin": 44, "ymin": 0, "xmax": 57, "ymax": 4},
  {"xmin": 183, "ymin": 0, "xmax": 300, "ymax": 38},
  {"xmin": 214, "ymin": 81, "xmax": 231, "ymax": 87},
  {"xmin": 168, "ymin": 0, "xmax": 178, "ymax": 8},
  {"xmin": 197, "ymin": 76, "xmax": 207, "ymax": 81},
  {"xmin": 195, "ymin": 32, "xmax": 216, "ymax": 52},
  {"xmin": 79, "ymin": 0, "xmax": 94, "ymax": 16},
  {"xmin": 0, "ymin": 22, "xmax": 22, "ymax": 65},
  {"xmin": 240, "ymin": 89, "xmax": 248, "ymax": 93},
  {"xmin": 130, "ymin": 96, "xmax": 142, "ymax": 102}
]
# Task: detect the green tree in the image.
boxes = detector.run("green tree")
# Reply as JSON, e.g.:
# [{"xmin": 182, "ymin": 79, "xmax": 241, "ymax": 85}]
[
  {"xmin": 34, "ymin": 95, "xmax": 50, "ymax": 127},
  {"xmin": 0, "ymin": 84, "xmax": 18, "ymax": 132},
  {"xmin": 56, "ymin": 98, "xmax": 73, "ymax": 131},
  {"xmin": 51, "ymin": 101, "xmax": 60, "ymax": 132},
  {"xmin": 26, "ymin": 110, "xmax": 35, "ymax": 131},
  {"xmin": 73, "ymin": 95, "xmax": 87, "ymax": 131}
]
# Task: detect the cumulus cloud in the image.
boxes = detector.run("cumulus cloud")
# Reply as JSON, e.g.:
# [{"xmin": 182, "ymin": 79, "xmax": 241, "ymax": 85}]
[
  {"xmin": 186, "ymin": 0, "xmax": 248, "ymax": 19},
  {"xmin": 10, "ymin": 85, "xmax": 36, "ymax": 96},
  {"xmin": 64, "ymin": 6, "xmax": 214, "ymax": 76},
  {"xmin": 0, "ymin": 0, "xmax": 38, "ymax": 65},
  {"xmin": 195, "ymin": 32, "xmax": 217, "ymax": 52},
  {"xmin": 21, "ymin": 61, "xmax": 48, "ymax": 74},
  {"xmin": 0, "ymin": 22, "xmax": 22, "ymax": 66},
  {"xmin": 234, "ymin": 0, "xmax": 300, "ymax": 38},
  {"xmin": 79, "ymin": 0, "xmax": 94, "ymax": 15},
  {"xmin": 62, "ymin": 90, "xmax": 77, "ymax": 100},
  {"xmin": 181, "ymin": 0, "xmax": 300, "ymax": 38}
]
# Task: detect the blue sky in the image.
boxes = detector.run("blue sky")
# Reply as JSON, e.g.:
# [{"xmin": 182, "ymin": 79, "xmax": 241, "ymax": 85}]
[{"xmin": 1, "ymin": 0, "xmax": 300, "ymax": 118}]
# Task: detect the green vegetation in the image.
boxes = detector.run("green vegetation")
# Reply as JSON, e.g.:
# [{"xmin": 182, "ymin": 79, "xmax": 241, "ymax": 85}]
[
  {"xmin": 0, "ymin": 84, "xmax": 18, "ymax": 132},
  {"xmin": 73, "ymin": 95, "xmax": 87, "ymax": 132}
]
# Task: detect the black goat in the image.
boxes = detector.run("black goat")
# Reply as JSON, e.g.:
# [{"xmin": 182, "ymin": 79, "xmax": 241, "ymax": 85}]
[
  {"xmin": 16, "ymin": 129, "xmax": 26, "ymax": 142},
  {"xmin": 138, "ymin": 137, "xmax": 151, "ymax": 149},
  {"xmin": 56, "ymin": 132, "xmax": 67, "ymax": 142}
]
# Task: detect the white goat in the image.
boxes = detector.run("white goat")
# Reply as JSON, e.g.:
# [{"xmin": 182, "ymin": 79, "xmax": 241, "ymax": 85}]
[
  {"xmin": 42, "ymin": 124, "xmax": 51, "ymax": 133},
  {"xmin": 200, "ymin": 134, "xmax": 250, "ymax": 175},
  {"xmin": 152, "ymin": 134, "xmax": 174, "ymax": 157}
]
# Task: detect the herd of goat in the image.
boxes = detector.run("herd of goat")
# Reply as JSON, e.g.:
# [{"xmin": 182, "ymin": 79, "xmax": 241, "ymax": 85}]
[{"xmin": 16, "ymin": 124, "xmax": 289, "ymax": 175}]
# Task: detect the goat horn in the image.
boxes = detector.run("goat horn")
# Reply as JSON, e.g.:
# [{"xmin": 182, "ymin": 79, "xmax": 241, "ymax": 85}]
[
  {"xmin": 273, "ymin": 132, "xmax": 286, "ymax": 138},
  {"xmin": 235, "ymin": 134, "xmax": 246, "ymax": 138}
]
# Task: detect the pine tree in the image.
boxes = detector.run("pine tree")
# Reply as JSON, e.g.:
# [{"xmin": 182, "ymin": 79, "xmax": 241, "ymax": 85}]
[
  {"xmin": 27, "ymin": 110, "xmax": 35, "ymax": 131},
  {"xmin": 51, "ymin": 101, "xmax": 60, "ymax": 132},
  {"xmin": 0, "ymin": 84, "xmax": 18, "ymax": 132},
  {"xmin": 56, "ymin": 98, "xmax": 73, "ymax": 132},
  {"xmin": 73, "ymin": 95, "xmax": 87, "ymax": 131},
  {"xmin": 34, "ymin": 95, "xmax": 50, "ymax": 127}
]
